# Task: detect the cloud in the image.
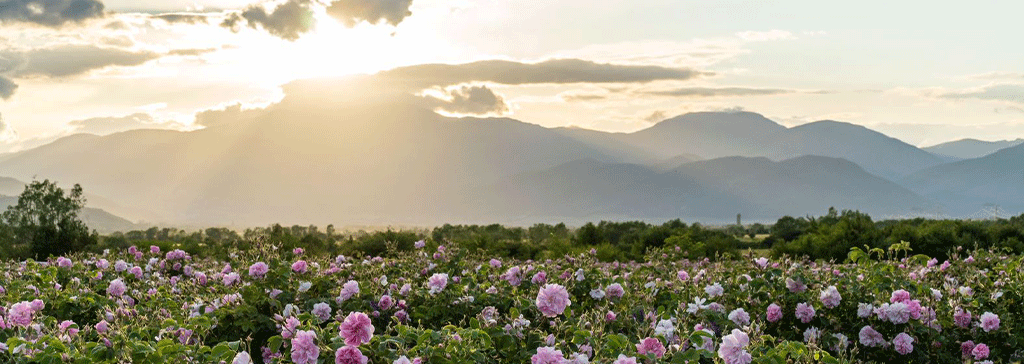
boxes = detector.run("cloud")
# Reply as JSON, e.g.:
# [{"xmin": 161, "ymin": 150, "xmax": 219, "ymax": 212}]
[
  {"xmin": 152, "ymin": 13, "xmax": 212, "ymax": 24},
  {"xmin": 167, "ymin": 48, "xmax": 219, "ymax": 57},
  {"xmin": 0, "ymin": 76, "xmax": 17, "ymax": 100},
  {"xmin": 0, "ymin": 0, "xmax": 105, "ymax": 27},
  {"xmin": 219, "ymin": 0, "xmax": 418, "ymax": 40},
  {"xmin": 326, "ymin": 0, "xmax": 413, "ymax": 27},
  {"xmin": 222, "ymin": 0, "xmax": 317, "ymax": 41},
  {"xmin": 643, "ymin": 87, "xmax": 793, "ymax": 98},
  {"xmin": 67, "ymin": 113, "xmax": 160, "ymax": 135},
  {"xmin": 381, "ymin": 59, "xmax": 706, "ymax": 87},
  {"xmin": 735, "ymin": 30, "xmax": 795, "ymax": 42},
  {"xmin": 643, "ymin": 110, "xmax": 667, "ymax": 123},
  {"xmin": 969, "ymin": 72, "xmax": 1024, "ymax": 81},
  {"xmin": 428, "ymin": 84, "xmax": 508, "ymax": 116},
  {"xmin": 194, "ymin": 103, "xmax": 265, "ymax": 127},
  {"xmin": 0, "ymin": 113, "xmax": 17, "ymax": 142},
  {"xmin": 937, "ymin": 84, "xmax": 1024, "ymax": 104},
  {"xmin": 0, "ymin": 45, "xmax": 159, "ymax": 78},
  {"xmin": 559, "ymin": 90, "xmax": 610, "ymax": 102}
]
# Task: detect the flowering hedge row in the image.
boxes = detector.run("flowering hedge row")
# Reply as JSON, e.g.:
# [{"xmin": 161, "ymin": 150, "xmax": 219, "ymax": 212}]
[{"xmin": 0, "ymin": 241, "xmax": 1021, "ymax": 363}]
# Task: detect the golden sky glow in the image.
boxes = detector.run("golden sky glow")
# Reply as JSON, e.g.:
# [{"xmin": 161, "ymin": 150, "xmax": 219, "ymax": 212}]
[{"xmin": 0, "ymin": 0, "xmax": 1023, "ymax": 152}]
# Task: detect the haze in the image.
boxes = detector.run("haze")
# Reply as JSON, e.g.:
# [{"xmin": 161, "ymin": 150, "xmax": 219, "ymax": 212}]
[{"xmin": 1, "ymin": 0, "xmax": 1022, "ymax": 229}]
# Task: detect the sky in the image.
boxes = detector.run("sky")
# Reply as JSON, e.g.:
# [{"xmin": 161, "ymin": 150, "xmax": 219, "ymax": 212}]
[{"xmin": 1, "ymin": 0, "xmax": 1022, "ymax": 152}]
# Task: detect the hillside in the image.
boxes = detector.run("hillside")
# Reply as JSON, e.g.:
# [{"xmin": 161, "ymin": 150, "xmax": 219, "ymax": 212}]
[
  {"xmin": 902, "ymin": 143, "xmax": 1024, "ymax": 215},
  {"xmin": 463, "ymin": 156, "xmax": 932, "ymax": 224},
  {"xmin": 923, "ymin": 138, "xmax": 1024, "ymax": 160}
]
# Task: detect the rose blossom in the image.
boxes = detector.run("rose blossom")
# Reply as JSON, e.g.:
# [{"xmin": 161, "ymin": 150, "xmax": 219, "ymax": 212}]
[
  {"xmin": 339, "ymin": 312, "xmax": 375, "ymax": 346},
  {"xmin": 536, "ymin": 284, "xmax": 571, "ymax": 317}
]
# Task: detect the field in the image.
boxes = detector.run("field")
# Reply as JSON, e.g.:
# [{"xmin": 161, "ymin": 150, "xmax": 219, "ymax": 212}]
[{"xmin": 0, "ymin": 241, "xmax": 1021, "ymax": 363}]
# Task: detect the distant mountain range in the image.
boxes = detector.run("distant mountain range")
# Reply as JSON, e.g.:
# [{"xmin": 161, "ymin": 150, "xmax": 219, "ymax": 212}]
[
  {"xmin": 461, "ymin": 155, "xmax": 933, "ymax": 224},
  {"xmin": 923, "ymin": 138, "xmax": 1024, "ymax": 161},
  {"xmin": 559, "ymin": 112, "xmax": 944, "ymax": 181},
  {"xmin": 903, "ymin": 143, "xmax": 1024, "ymax": 215},
  {"xmin": 0, "ymin": 75, "xmax": 1019, "ymax": 227}
]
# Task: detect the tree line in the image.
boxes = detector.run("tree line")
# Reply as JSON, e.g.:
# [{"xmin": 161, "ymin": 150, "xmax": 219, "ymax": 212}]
[{"xmin": 2, "ymin": 181, "xmax": 1023, "ymax": 261}]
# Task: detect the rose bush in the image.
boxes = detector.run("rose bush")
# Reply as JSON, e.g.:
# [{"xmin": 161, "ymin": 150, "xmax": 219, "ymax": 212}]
[{"xmin": 0, "ymin": 239, "xmax": 1020, "ymax": 363}]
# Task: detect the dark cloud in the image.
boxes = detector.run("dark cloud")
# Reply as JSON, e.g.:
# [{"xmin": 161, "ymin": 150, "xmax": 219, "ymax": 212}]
[
  {"xmin": 68, "ymin": 113, "xmax": 157, "ymax": 135},
  {"xmin": 194, "ymin": 103, "xmax": 264, "ymax": 128},
  {"xmin": 381, "ymin": 59, "xmax": 706, "ymax": 87},
  {"xmin": 0, "ymin": 45, "xmax": 159, "ymax": 78},
  {"xmin": 644, "ymin": 87, "xmax": 792, "ymax": 97},
  {"xmin": 644, "ymin": 110, "xmax": 667, "ymax": 123},
  {"xmin": 0, "ymin": 76, "xmax": 17, "ymax": 100},
  {"xmin": 430, "ymin": 85, "xmax": 509, "ymax": 115},
  {"xmin": 939, "ymin": 84, "xmax": 1024, "ymax": 104},
  {"xmin": 559, "ymin": 90, "xmax": 609, "ymax": 102},
  {"xmin": 326, "ymin": 0, "xmax": 413, "ymax": 27},
  {"xmin": 0, "ymin": 0, "xmax": 105, "ymax": 27},
  {"xmin": 222, "ymin": 0, "xmax": 316, "ymax": 41},
  {"xmin": 167, "ymin": 48, "xmax": 219, "ymax": 57},
  {"xmin": 152, "ymin": 13, "xmax": 211, "ymax": 24}
]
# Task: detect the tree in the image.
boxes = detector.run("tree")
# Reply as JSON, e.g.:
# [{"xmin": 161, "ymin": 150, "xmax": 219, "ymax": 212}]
[{"xmin": 0, "ymin": 180, "xmax": 96, "ymax": 260}]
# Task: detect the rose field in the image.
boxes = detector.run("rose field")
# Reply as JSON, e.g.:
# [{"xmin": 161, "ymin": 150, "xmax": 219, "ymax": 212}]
[{"xmin": 0, "ymin": 241, "xmax": 1021, "ymax": 363}]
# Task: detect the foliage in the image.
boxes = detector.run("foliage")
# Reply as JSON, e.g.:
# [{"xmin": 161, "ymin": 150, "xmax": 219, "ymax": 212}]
[
  {"xmin": 0, "ymin": 180, "xmax": 96, "ymax": 260},
  {"xmin": 769, "ymin": 208, "xmax": 1024, "ymax": 260},
  {"xmin": 0, "ymin": 239, "xmax": 1021, "ymax": 363}
]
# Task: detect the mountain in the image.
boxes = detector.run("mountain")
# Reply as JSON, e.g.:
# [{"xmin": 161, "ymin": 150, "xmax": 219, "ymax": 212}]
[
  {"xmin": 766, "ymin": 121, "xmax": 944, "ymax": 180},
  {"xmin": 901, "ymin": 143, "xmax": 1024, "ymax": 215},
  {"xmin": 620, "ymin": 111, "xmax": 787, "ymax": 159},
  {"xmin": 650, "ymin": 153, "xmax": 703, "ymax": 171},
  {"xmin": 552, "ymin": 127, "xmax": 660, "ymax": 164},
  {"xmin": 0, "ymin": 78, "xmax": 620, "ymax": 226},
  {"xmin": 463, "ymin": 155, "xmax": 932, "ymax": 224},
  {"xmin": 923, "ymin": 138, "xmax": 1024, "ymax": 160},
  {"xmin": 0, "ymin": 176, "xmax": 23, "ymax": 196},
  {"xmin": 559, "ymin": 112, "xmax": 942, "ymax": 180},
  {"xmin": 0, "ymin": 73, "xmax": 965, "ymax": 226}
]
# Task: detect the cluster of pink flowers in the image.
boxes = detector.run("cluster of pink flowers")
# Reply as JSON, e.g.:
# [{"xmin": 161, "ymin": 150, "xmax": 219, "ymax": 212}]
[
  {"xmin": 334, "ymin": 346, "xmax": 368, "ymax": 364},
  {"xmin": 961, "ymin": 341, "xmax": 991, "ymax": 360},
  {"xmin": 636, "ymin": 337, "xmax": 666, "ymax": 358},
  {"xmin": 605, "ymin": 283, "xmax": 624, "ymax": 299},
  {"xmin": 427, "ymin": 273, "xmax": 448, "ymax": 295},
  {"xmin": 531, "ymin": 346, "xmax": 565, "ymax": 364},
  {"xmin": 794, "ymin": 302, "xmax": 815, "ymax": 323},
  {"xmin": 728, "ymin": 308, "xmax": 750, "ymax": 326},
  {"xmin": 502, "ymin": 266, "xmax": 523, "ymax": 286},
  {"xmin": 954, "ymin": 307, "xmax": 972, "ymax": 328},
  {"xmin": 248, "ymin": 262, "xmax": 269, "ymax": 277},
  {"xmin": 891, "ymin": 332, "xmax": 914, "ymax": 355},
  {"xmin": 979, "ymin": 312, "xmax": 1000, "ymax": 332},
  {"xmin": 718, "ymin": 329, "xmax": 752, "ymax": 364},
  {"xmin": 291, "ymin": 260, "xmax": 308, "ymax": 273},
  {"xmin": 165, "ymin": 249, "xmax": 190, "ymax": 260},
  {"xmin": 312, "ymin": 302, "xmax": 331, "ymax": 321},
  {"xmin": 340, "ymin": 312, "xmax": 375, "ymax": 346},
  {"xmin": 290, "ymin": 330, "xmax": 319, "ymax": 364},
  {"xmin": 765, "ymin": 303, "xmax": 783, "ymax": 322},
  {"xmin": 536, "ymin": 284, "xmax": 571, "ymax": 317},
  {"xmin": 107, "ymin": 278, "xmax": 127, "ymax": 297},
  {"xmin": 338, "ymin": 280, "xmax": 360, "ymax": 302},
  {"xmin": 818, "ymin": 286, "xmax": 841, "ymax": 309},
  {"xmin": 7, "ymin": 301, "xmax": 40, "ymax": 327},
  {"xmin": 56, "ymin": 257, "xmax": 73, "ymax": 268}
]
